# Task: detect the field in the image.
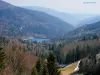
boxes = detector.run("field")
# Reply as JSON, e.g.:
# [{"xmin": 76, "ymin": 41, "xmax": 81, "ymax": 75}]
[{"xmin": 60, "ymin": 61, "xmax": 79, "ymax": 75}]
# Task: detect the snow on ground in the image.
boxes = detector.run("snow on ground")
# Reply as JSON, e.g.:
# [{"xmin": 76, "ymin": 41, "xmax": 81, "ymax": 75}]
[{"xmin": 74, "ymin": 60, "xmax": 80, "ymax": 71}]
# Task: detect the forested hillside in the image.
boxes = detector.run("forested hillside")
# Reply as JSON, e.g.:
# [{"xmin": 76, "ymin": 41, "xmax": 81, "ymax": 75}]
[
  {"xmin": 0, "ymin": 36, "xmax": 60, "ymax": 75},
  {"xmin": 61, "ymin": 21, "xmax": 100, "ymax": 43},
  {"xmin": 0, "ymin": 0, "xmax": 73, "ymax": 38}
]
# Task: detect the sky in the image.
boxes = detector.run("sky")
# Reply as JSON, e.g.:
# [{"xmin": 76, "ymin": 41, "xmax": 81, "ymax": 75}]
[{"xmin": 3, "ymin": 0, "xmax": 100, "ymax": 14}]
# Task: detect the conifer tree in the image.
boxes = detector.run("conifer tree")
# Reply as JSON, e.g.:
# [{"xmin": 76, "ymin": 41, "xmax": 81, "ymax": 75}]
[
  {"xmin": 0, "ymin": 48, "xmax": 6, "ymax": 71},
  {"xmin": 47, "ymin": 52, "xmax": 60, "ymax": 75},
  {"xmin": 75, "ymin": 45, "xmax": 80, "ymax": 61},
  {"xmin": 36, "ymin": 59, "xmax": 42, "ymax": 73},
  {"xmin": 31, "ymin": 66, "xmax": 38, "ymax": 75},
  {"xmin": 42, "ymin": 64, "xmax": 49, "ymax": 75}
]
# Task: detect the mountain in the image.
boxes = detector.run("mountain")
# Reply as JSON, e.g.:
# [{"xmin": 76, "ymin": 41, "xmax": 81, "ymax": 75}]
[
  {"xmin": 0, "ymin": 0, "xmax": 73, "ymax": 38},
  {"xmin": 67, "ymin": 21, "xmax": 100, "ymax": 39},
  {"xmin": 0, "ymin": 0, "xmax": 13, "ymax": 8},
  {"xmin": 78, "ymin": 16, "xmax": 100, "ymax": 27},
  {"xmin": 23, "ymin": 6, "xmax": 94, "ymax": 27}
]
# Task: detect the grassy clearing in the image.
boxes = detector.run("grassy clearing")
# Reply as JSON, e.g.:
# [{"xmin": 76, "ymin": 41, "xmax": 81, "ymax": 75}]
[{"xmin": 60, "ymin": 61, "xmax": 79, "ymax": 75}]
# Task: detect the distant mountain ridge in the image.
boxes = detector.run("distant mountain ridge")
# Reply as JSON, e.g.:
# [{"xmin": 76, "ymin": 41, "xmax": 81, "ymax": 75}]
[
  {"xmin": 0, "ymin": 0, "xmax": 73, "ymax": 38},
  {"xmin": 78, "ymin": 16, "xmax": 100, "ymax": 27},
  {"xmin": 67, "ymin": 21, "xmax": 100, "ymax": 39},
  {"xmin": 0, "ymin": 0, "xmax": 12, "ymax": 8},
  {"xmin": 23, "ymin": 6, "xmax": 97, "ymax": 27}
]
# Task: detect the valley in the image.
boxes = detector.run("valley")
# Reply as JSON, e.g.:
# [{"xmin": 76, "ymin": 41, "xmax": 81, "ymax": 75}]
[{"xmin": 0, "ymin": 0, "xmax": 100, "ymax": 75}]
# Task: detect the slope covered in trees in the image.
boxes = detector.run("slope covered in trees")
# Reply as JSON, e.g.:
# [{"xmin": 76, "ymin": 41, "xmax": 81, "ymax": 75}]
[
  {"xmin": 0, "ymin": 0, "xmax": 73, "ymax": 38},
  {"xmin": 0, "ymin": 36, "xmax": 43, "ymax": 75},
  {"xmin": 32, "ymin": 52, "xmax": 60, "ymax": 75},
  {"xmin": 58, "ymin": 38, "xmax": 100, "ymax": 64},
  {"xmin": 67, "ymin": 21, "xmax": 100, "ymax": 39}
]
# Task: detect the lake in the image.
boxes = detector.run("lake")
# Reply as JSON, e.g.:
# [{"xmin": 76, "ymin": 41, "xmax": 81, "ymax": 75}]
[
  {"xmin": 23, "ymin": 37, "xmax": 50, "ymax": 43},
  {"xmin": 32, "ymin": 38, "xmax": 50, "ymax": 43}
]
